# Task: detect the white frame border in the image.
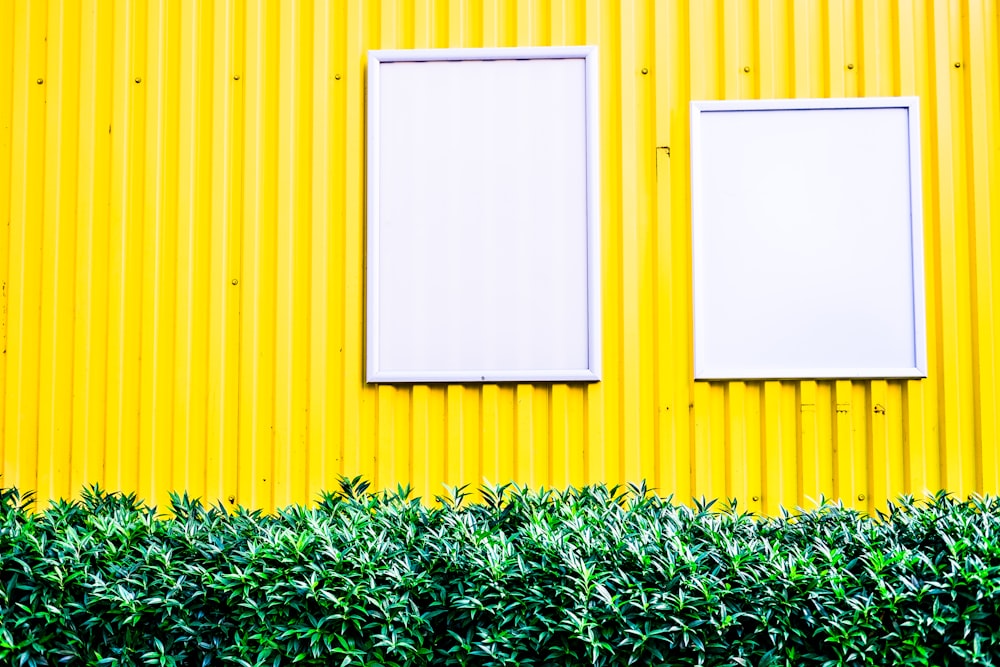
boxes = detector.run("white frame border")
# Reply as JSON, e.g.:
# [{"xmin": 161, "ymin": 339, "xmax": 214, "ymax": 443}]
[
  {"xmin": 366, "ymin": 46, "xmax": 601, "ymax": 384},
  {"xmin": 690, "ymin": 96, "xmax": 927, "ymax": 380}
]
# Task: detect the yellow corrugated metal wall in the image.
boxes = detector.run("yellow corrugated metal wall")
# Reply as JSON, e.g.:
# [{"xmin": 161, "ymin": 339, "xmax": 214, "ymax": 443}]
[{"xmin": 1, "ymin": 0, "xmax": 997, "ymax": 514}]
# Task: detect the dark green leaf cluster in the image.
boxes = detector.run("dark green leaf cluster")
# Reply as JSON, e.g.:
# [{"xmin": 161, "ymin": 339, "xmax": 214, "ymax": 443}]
[{"xmin": 2, "ymin": 480, "xmax": 1000, "ymax": 666}]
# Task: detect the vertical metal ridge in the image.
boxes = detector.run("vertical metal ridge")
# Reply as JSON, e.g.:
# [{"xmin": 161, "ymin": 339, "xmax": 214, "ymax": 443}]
[
  {"xmin": 71, "ymin": 0, "xmax": 107, "ymax": 497},
  {"xmin": 968, "ymin": 0, "xmax": 1000, "ymax": 490},
  {"xmin": 962, "ymin": 0, "xmax": 998, "ymax": 492},
  {"xmin": 928, "ymin": 0, "xmax": 977, "ymax": 495},
  {"xmin": 175, "ymin": 0, "xmax": 216, "ymax": 501},
  {"xmin": 205, "ymin": 0, "xmax": 227, "ymax": 505},
  {"xmin": 308, "ymin": 0, "xmax": 333, "ymax": 498},
  {"xmin": 617, "ymin": 0, "xmax": 642, "ymax": 484},
  {"xmin": 593, "ymin": 0, "xmax": 622, "ymax": 485},
  {"xmin": 660, "ymin": 0, "xmax": 694, "ymax": 501},
  {"xmin": 174, "ymin": 0, "xmax": 194, "ymax": 499},
  {"xmin": 325, "ymin": 0, "xmax": 347, "ymax": 495},
  {"xmin": 7, "ymin": 0, "xmax": 48, "ymax": 495},
  {"xmin": 40, "ymin": 0, "xmax": 80, "ymax": 503},
  {"xmin": 339, "ymin": 0, "xmax": 367, "ymax": 490},
  {"xmin": 238, "ymin": 0, "xmax": 280, "ymax": 512},
  {"xmin": 637, "ymin": 0, "xmax": 657, "ymax": 487},
  {"xmin": 106, "ymin": 0, "xmax": 134, "ymax": 493},
  {"xmin": 0, "ymin": 0, "xmax": 13, "ymax": 490},
  {"xmin": 205, "ymin": 0, "xmax": 242, "ymax": 508},
  {"xmin": 139, "ymin": 0, "xmax": 179, "ymax": 510},
  {"xmin": 272, "ymin": 0, "xmax": 313, "ymax": 508}
]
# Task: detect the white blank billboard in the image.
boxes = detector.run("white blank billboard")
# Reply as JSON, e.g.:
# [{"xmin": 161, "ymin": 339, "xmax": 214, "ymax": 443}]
[
  {"xmin": 367, "ymin": 47, "xmax": 600, "ymax": 383},
  {"xmin": 690, "ymin": 97, "xmax": 926, "ymax": 380}
]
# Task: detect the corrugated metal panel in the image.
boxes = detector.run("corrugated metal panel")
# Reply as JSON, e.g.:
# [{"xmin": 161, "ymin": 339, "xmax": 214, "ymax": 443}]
[{"xmin": 1, "ymin": 0, "xmax": 998, "ymax": 514}]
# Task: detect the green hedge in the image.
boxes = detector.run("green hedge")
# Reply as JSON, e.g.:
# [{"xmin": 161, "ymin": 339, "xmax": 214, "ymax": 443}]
[{"xmin": 2, "ymin": 479, "xmax": 1000, "ymax": 666}]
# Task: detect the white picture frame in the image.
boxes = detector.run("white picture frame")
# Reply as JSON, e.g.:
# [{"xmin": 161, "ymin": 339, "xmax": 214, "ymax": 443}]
[
  {"xmin": 690, "ymin": 97, "xmax": 926, "ymax": 380},
  {"xmin": 367, "ymin": 47, "xmax": 600, "ymax": 383}
]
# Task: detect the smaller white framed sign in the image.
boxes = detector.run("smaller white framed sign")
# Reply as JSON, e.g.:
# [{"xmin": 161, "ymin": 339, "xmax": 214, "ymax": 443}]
[
  {"xmin": 690, "ymin": 97, "xmax": 926, "ymax": 380},
  {"xmin": 367, "ymin": 46, "xmax": 600, "ymax": 383}
]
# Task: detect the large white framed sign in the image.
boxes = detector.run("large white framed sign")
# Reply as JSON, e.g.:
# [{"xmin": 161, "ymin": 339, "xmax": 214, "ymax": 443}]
[
  {"xmin": 690, "ymin": 97, "xmax": 926, "ymax": 380},
  {"xmin": 367, "ymin": 47, "xmax": 600, "ymax": 383}
]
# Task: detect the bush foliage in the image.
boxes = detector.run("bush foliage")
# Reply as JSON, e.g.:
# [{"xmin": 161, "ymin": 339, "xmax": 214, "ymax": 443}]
[{"xmin": 2, "ymin": 479, "xmax": 1000, "ymax": 666}]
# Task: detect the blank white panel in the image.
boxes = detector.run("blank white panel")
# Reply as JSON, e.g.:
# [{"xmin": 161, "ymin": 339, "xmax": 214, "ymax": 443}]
[
  {"xmin": 691, "ymin": 98, "xmax": 926, "ymax": 380},
  {"xmin": 368, "ymin": 48, "xmax": 600, "ymax": 383}
]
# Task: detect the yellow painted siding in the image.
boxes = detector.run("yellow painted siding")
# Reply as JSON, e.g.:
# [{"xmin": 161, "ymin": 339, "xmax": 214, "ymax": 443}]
[{"xmin": 1, "ymin": 0, "xmax": 998, "ymax": 515}]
